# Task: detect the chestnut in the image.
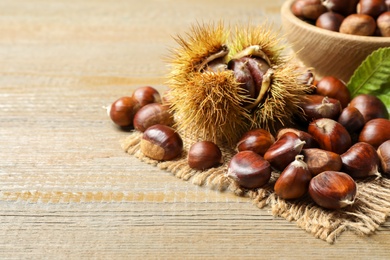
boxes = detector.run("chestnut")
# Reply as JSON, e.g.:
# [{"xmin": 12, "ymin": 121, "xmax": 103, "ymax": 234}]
[
  {"xmin": 341, "ymin": 142, "xmax": 381, "ymax": 178},
  {"xmin": 236, "ymin": 128, "xmax": 275, "ymax": 156},
  {"xmin": 227, "ymin": 151, "xmax": 271, "ymax": 189},
  {"xmin": 132, "ymin": 86, "xmax": 161, "ymax": 108},
  {"xmin": 140, "ymin": 124, "xmax": 183, "ymax": 161},
  {"xmin": 308, "ymin": 118, "xmax": 352, "ymax": 154},
  {"xmin": 291, "ymin": 0, "xmax": 328, "ymax": 20},
  {"xmin": 264, "ymin": 132, "xmax": 306, "ymax": 171},
  {"xmin": 337, "ymin": 106, "xmax": 365, "ymax": 134},
  {"xmin": 339, "ymin": 14, "xmax": 377, "ymax": 36},
  {"xmin": 359, "ymin": 118, "xmax": 390, "ymax": 149},
  {"xmin": 276, "ymin": 128, "xmax": 319, "ymax": 149},
  {"xmin": 357, "ymin": 0, "xmax": 387, "ymax": 18},
  {"xmin": 323, "ymin": 0, "xmax": 360, "ymax": 16},
  {"xmin": 108, "ymin": 96, "xmax": 137, "ymax": 127},
  {"xmin": 309, "ymin": 171, "xmax": 357, "ymax": 210},
  {"xmin": 188, "ymin": 141, "xmax": 223, "ymax": 170},
  {"xmin": 274, "ymin": 155, "xmax": 312, "ymax": 200},
  {"xmin": 377, "ymin": 11, "xmax": 390, "ymax": 36},
  {"xmin": 133, "ymin": 103, "xmax": 174, "ymax": 132},
  {"xmin": 316, "ymin": 12, "xmax": 345, "ymax": 32},
  {"xmin": 302, "ymin": 148, "xmax": 342, "ymax": 176},
  {"xmin": 349, "ymin": 94, "xmax": 389, "ymax": 123},
  {"xmin": 377, "ymin": 140, "xmax": 390, "ymax": 175},
  {"xmin": 301, "ymin": 95, "xmax": 342, "ymax": 121},
  {"xmin": 315, "ymin": 76, "xmax": 350, "ymax": 109}
]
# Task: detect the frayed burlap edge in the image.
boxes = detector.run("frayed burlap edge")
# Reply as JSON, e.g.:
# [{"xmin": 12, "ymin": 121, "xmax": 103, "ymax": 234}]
[{"xmin": 122, "ymin": 131, "xmax": 390, "ymax": 244}]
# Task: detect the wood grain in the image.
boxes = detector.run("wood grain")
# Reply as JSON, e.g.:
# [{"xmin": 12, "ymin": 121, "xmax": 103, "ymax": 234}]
[{"xmin": 0, "ymin": 0, "xmax": 389, "ymax": 258}]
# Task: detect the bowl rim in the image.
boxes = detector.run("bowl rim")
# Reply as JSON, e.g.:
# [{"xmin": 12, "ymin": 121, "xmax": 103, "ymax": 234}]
[{"xmin": 281, "ymin": 0, "xmax": 390, "ymax": 43}]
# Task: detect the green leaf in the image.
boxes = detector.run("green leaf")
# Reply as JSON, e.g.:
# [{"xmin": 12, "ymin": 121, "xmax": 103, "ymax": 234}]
[{"xmin": 347, "ymin": 47, "xmax": 390, "ymax": 113}]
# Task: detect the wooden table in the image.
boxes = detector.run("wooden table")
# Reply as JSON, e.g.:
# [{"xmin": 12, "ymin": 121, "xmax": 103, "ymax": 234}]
[{"xmin": 1, "ymin": 0, "xmax": 389, "ymax": 258}]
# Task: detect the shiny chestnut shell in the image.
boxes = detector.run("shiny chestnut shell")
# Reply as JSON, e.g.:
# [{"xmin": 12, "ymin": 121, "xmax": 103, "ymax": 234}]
[
  {"xmin": 359, "ymin": 118, "xmax": 390, "ymax": 149},
  {"xmin": 274, "ymin": 155, "xmax": 312, "ymax": 200},
  {"xmin": 132, "ymin": 86, "xmax": 161, "ymax": 108},
  {"xmin": 227, "ymin": 151, "xmax": 271, "ymax": 189},
  {"xmin": 140, "ymin": 124, "xmax": 183, "ymax": 161},
  {"xmin": 315, "ymin": 76, "xmax": 350, "ymax": 108},
  {"xmin": 109, "ymin": 96, "xmax": 137, "ymax": 127},
  {"xmin": 349, "ymin": 94, "xmax": 389, "ymax": 123},
  {"xmin": 302, "ymin": 148, "xmax": 342, "ymax": 176},
  {"xmin": 378, "ymin": 140, "xmax": 390, "ymax": 175},
  {"xmin": 309, "ymin": 171, "xmax": 357, "ymax": 210},
  {"xmin": 301, "ymin": 95, "xmax": 342, "ymax": 121},
  {"xmin": 276, "ymin": 128, "xmax": 319, "ymax": 149},
  {"xmin": 188, "ymin": 141, "xmax": 223, "ymax": 170},
  {"xmin": 341, "ymin": 142, "xmax": 381, "ymax": 178},
  {"xmin": 308, "ymin": 118, "xmax": 352, "ymax": 154},
  {"xmin": 236, "ymin": 129, "xmax": 275, "ymax": 156},
  {"xmin": 264, "ymin": 132, "xmax": 306, "ymax": 172},
  {"xmin": 133, "ymin": 103, "xmax": 174, "ymax": 132}
]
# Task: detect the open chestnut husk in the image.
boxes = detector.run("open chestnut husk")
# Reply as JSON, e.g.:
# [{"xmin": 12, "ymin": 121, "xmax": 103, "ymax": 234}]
[
  {"xmin": 227, "ymin": 151, "xmax": 271, "ymax": 189},
  {"xmin": 309, "ymin": 171, "xmax": 357, "ymax": 210},
  {"xmin": 341, "ymin": 142, "xmax": 381, "ymax": 179},
  {"xmin": 274, "ymin": 155, "xmax": 312, "ymax": 200}
]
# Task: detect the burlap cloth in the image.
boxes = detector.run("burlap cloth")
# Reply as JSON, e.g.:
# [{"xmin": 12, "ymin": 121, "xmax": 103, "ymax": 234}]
[{"xmin": 122, "ymin": 130, "xmax": 390, "ymax": 244}]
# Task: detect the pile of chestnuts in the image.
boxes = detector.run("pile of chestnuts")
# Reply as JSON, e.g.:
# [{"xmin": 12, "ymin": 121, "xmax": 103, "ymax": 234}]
[
  {"xmin": 108, "ymin": 75, "xmax": 390, "ymax": 210},
  {"xmin": 292, "ymin": 0, "xmax": 390, "ymax": 36}
]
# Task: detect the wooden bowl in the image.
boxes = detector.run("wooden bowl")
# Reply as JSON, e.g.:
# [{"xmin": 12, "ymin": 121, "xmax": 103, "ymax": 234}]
[{"xmin": 281, "ymin": 0, "xmax": 390, "ymax": 82}]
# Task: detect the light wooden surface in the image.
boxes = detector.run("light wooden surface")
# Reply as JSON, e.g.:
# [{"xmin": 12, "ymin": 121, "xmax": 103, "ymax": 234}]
[{"xmin": 0, "ymin": 0, "xmax": 389, "ymax": 259}]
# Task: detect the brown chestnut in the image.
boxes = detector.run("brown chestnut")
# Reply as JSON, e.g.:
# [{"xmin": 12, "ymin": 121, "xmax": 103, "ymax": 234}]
[
  {"xmin": 339, "ymin": 14, "xmax": 377, "ymax": 36},
  {"xmin": 359, "ymin": 118, "xmax": 390, "ymax": 149},
  {"xmin": 276, "ymin": 128, "xmax": 319, "ymax": 149},
  {"xmin": 140, "ymin": 124, "xmax": 183, "ymax": 161},
  {"xmin": 274, "ymin": 155, "xmax": 312, "ymax": 200},
  {"xmin": 188, "ymin": 141, "xmax": 223, "ymax": 170},
  {"xmin": 337, "ymin": 106, "xmax": 365, "ymax": 134},
  {"xmin": 316, "ymin": 12, "xmax": 345, "ymax": 32},
  {"xmin": 227, "ymin": 151, "xmax": 271, "ymax": 189},
  {"xmin": 341, "ymin": 142, "xmax": 381, "ymax": 178},
  {"xmin": 377, "ymin": 11, "xmax": 390, "ymax": 36},
  {"xmin": 133, "ymin": 103, "xmax": 174, "ymax": 132},
  {"xmin": 315, "ymin": 76, "xmax": 351, "ymax": 109},
  {"xmin": 308, "ymin": 118, "xmax": 352, "ymax": 154},
  {"xmin": 377, "ymin": 140, "xmax": 390, "ymax": 175},
  {"xmin": 309, "ymin": 171, "xmax": 357, "ymax": 210},
  {"xmin": 109, "ymin": 96, "xmax": 137, "ymax": 127},
  {"xmin": 132, "ymin": 86, "xmax": 161, "ymax": 108},
  {"xmin": 323, "ymin": 0, "xmax": 360, "ymax": 16},
  {"xmin": 302, "ymin": 148, "xmax": 342, "ymax": 176},
  {"xmin": 264, "ymin": 132, "xmax": 306, "ymax": 171},
  {"xmin": 236, "ymin": 129, "xmax": 275, "ymax": 156},
  {"xmin": 349, "ymin": 94, "xmax": 389, "ymax": 123},
  {"xmin": 291, "ymin": 0, "xmax": 328, "ymax": 20},
  {"xmin": 357, "ymin": 0, "xmax": 387, "ymax": 18},
  {"xmin": 301, "ymin": 95, "xmax": 342, "ymax": 121}
]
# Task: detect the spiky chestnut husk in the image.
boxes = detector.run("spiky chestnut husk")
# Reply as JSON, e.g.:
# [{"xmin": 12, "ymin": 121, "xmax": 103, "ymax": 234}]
[
  {"xmin": 167, "ymin": 22, "xmax": 312, "ymax": 146},
  {"xmin": 231, "ymin": 24, "xmax": 311, "ymax": 132},
  {"xmin": 167, "ymin": 22, "xmax": 253, "ymax": 146}
]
